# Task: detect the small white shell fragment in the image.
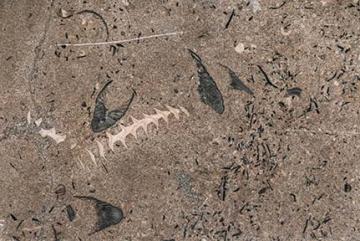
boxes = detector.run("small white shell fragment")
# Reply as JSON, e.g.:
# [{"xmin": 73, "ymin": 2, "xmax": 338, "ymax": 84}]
[
  {"xmin": 35, "ymin": 118, "xmax": 43, "ymax": 127},
  {"xmin": 58, "ymin": 8, "xmax": 73, "ymax": 18},
  {"xmin": 27, "ymin": 111, "xmax": 31, "ymax": 125},
  {"xmin": 86, "ymin": 149, "xmax": 97, "ymax": 166},
  {"xmin": 280, "ymin": 27, "xmax": 291, "ymax": 36},
  {"xmin": 0, "ymin": 219, "xmax": 5, "ymax": 234},
  {"xmin": 70, "ymin": 143, "xmax": 77, "ymax": 149},
  {"xmin": 96, "ymin": 140, "xmax": 107, "ymax": 160},
  {"xmin": 39, "ymin": 128, "xmax": 66, "ymax": 144},
  {"xmin": 179, "ymin": 106, "xmax": 190, "ymax": 117},
  {"xmin": 78, "ymin": 50, "xmax": 86, "ymax": 58},
  {"xmin": 321, "ymin": 0, "xmax": 337, "ymax": 5},
  {"xmin": 235, "ymin": 43, "xmax": 245, "ymax": 54}
]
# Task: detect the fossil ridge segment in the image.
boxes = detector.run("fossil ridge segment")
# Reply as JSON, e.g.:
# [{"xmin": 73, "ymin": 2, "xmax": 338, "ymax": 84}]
[{"xmin": 106, "ymin": 105, "xmax": 189, "ymax": 151}]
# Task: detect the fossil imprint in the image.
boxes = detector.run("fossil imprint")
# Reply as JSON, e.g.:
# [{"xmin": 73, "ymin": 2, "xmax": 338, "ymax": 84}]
[
  {"xmin": 106, "ymin": 105, "xmax": 189, "ymax": 151},
  {"xmin": 81, "ymin": 105, "xmax": 189, "ymax": 170},
  {"xmin": 35, "ymin": 105, "xmax": 189, "ymax": 170}
]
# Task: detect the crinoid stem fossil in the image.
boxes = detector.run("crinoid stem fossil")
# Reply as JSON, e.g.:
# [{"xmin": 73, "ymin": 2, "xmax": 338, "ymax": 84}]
[
  {"xmin": 106, "ymin": 105, "xmax": 188, "ymax": 151},
  {"xmin": 39, "ymin": 127, "xmax": 66, "ymax": 144}
]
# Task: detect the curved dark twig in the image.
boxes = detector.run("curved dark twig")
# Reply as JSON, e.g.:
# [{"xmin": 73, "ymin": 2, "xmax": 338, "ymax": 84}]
[
  {"xmin": 77, "ymin": 10, "xmax": 109, "ymax": 41},
  {"xmin": 257, "ymin": 65, "xmax": 278, "ymax": 89}
]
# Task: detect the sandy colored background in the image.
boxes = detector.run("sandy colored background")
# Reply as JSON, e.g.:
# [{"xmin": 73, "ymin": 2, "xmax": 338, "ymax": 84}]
[{"xmin": 1, "ymin": 0, "xmax": 360, "ymax": 240}]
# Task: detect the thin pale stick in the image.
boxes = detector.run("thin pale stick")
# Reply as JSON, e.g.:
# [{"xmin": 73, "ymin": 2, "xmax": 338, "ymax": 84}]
[{"xmin": 56, "ymin": 31, "xmax": 183, "ymax": 47}]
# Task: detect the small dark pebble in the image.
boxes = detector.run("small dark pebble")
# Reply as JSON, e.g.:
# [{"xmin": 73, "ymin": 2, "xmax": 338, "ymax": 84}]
[
  {"xmin": 12, "ymin": 236, "xmax": 20, "ymax": 241},
  {"xmin": 286, "ymin": 87, "xmax": 302, "ymax": 97},
  {"xmin": 66, "ymin": 205, "xmax": 76, "ymax": 222},
  {"xmin": 32, "ymin": 217, "xmax": 41, "ymax": 224},
  {"xmin": 258, "ymin": 187, "xmax": 268, "ymax": 195},
  {"xmin": 55, "ymin": 184, "xmax": 66, "ymax": 198},
  {"xmin": 344, "ymin": 183, "xmax": 352, "ymax": 192}
]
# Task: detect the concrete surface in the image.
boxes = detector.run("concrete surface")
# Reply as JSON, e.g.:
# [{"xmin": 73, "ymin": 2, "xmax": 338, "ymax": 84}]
[{"xmin": 1, "ymin": 0, "xmax": 360, "ymax": 240}]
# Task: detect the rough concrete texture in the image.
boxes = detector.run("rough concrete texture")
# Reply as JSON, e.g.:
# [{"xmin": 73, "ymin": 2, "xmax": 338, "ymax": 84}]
[{"xmin": 1, "ymin": 0, "xmax": 360, "ymax": 240}]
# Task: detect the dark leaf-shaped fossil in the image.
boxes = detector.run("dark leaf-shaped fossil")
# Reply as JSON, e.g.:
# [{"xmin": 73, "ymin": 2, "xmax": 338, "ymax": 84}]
[
  {"xmin": 91, "ymin": 80, "xmax": 136, "ymax": 133},
  {"xmin": 66, "ymin": 204, "xmax": 76, "ymax": 222},
  {"xmin": 75, "ymin": 196, "xmax": 124, "ymax": 234},
  {"xmin": 188, "ymin": 49, "xmax": 224, "ymax": 114},
  {"xmin": 220, "ymin": 64, "xmax": 253, "ymax": 95}
]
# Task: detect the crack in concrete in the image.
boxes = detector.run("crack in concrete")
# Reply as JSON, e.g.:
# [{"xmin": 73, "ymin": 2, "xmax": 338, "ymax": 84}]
[{"xmin": 27, "ymin": 0, "xmax": 55, "ymax": 116}]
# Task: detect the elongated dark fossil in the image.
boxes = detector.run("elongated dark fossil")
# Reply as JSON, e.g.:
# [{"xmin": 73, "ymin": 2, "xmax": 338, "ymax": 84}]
[
  {"xmin": 91, "ymin": 80, "xmax": 136, "ymax": 133},
  {"xmin": 188, "ymin": 49, "xmax": 225, "ymax": 114},
  {"xmin": 74, "ymin": 196, "xmax": 124, "ymax": 234},
  {"xmin": 220, "ymin": 64, "xmax": 254, "ymax": 95}
]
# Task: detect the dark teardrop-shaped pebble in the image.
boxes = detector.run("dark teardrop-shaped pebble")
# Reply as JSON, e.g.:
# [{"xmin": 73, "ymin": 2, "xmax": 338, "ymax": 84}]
[
  {"xmin": 66, "ymin": 204, "xmax": 76, "ymax": 222},
  {"xmin": 344, "ymin": 183, "xmax": 352, "ymax": 192},
  {"xmin": 95, "ymin": 199, "xmax": 124, "ymax": 232},
  {"xmin": 75, "ymin": 196, "xmax": 124, "ymax": 234}
]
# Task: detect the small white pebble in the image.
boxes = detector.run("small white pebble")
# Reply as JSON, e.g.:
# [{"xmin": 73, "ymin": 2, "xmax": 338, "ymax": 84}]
[
  {"xmin": 27, "ymin": 111, "xmax": 31, "ymax": 125},
  {"xmin": 249, "ymin": 0, "xmax": 261, "ymax": 13},
  {"xmin": 250, "ymin": 44, "xmax": 257, "ymax": 49},
  {"xmin": 280, "ymin": 26, "xmax": 291, "ymax": 36},
  {"xmin": 235, "ymin": 43, "xmax": 245, "ymax": 54},
  {"xmin": 58, "ymin": 8, "xmax": 73, "ymax": 18}
]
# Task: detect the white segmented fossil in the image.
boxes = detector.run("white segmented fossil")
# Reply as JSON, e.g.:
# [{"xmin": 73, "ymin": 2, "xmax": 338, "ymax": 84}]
[
  {"xmin": 77, "ymin": 157, "xmax": 87, "ymax": 171},
  {"xmin": 86, "ymin": 149, "xmax": 97, "ymax": 167},
  {"xmin": 31, "ymin": 105, "xmax": 189, "ymax": 172},
  {"xmin": 39, "ymin": 127, "xmax": 66, "ymax": 144},
  {"xmin": 179, "ymin": 106, "xmax": 190, "ymax": 117},
  {"xmin": 96, "ymin": 140, "xmax": 107, "ymax": 161},
  {"xmin": 154, "ymin": 108, "xmax": 171, "ymax": 123},
  {"xmin": 165, "ymin": 105, "xmax": 181, "ymax": 120},
  {"xmin": 143, "ymin": 113, "xmax": 159, "ymax": 130},
  {"xmin": 106, "ymin": 105, "xmax": 189, "ymax": 151}
]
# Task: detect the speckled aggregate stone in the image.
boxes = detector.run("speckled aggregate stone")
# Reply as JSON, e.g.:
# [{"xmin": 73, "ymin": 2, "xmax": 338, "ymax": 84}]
[{"xmin": 1, "ymin": 0, "xmax": 360, "ymax": 240}]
